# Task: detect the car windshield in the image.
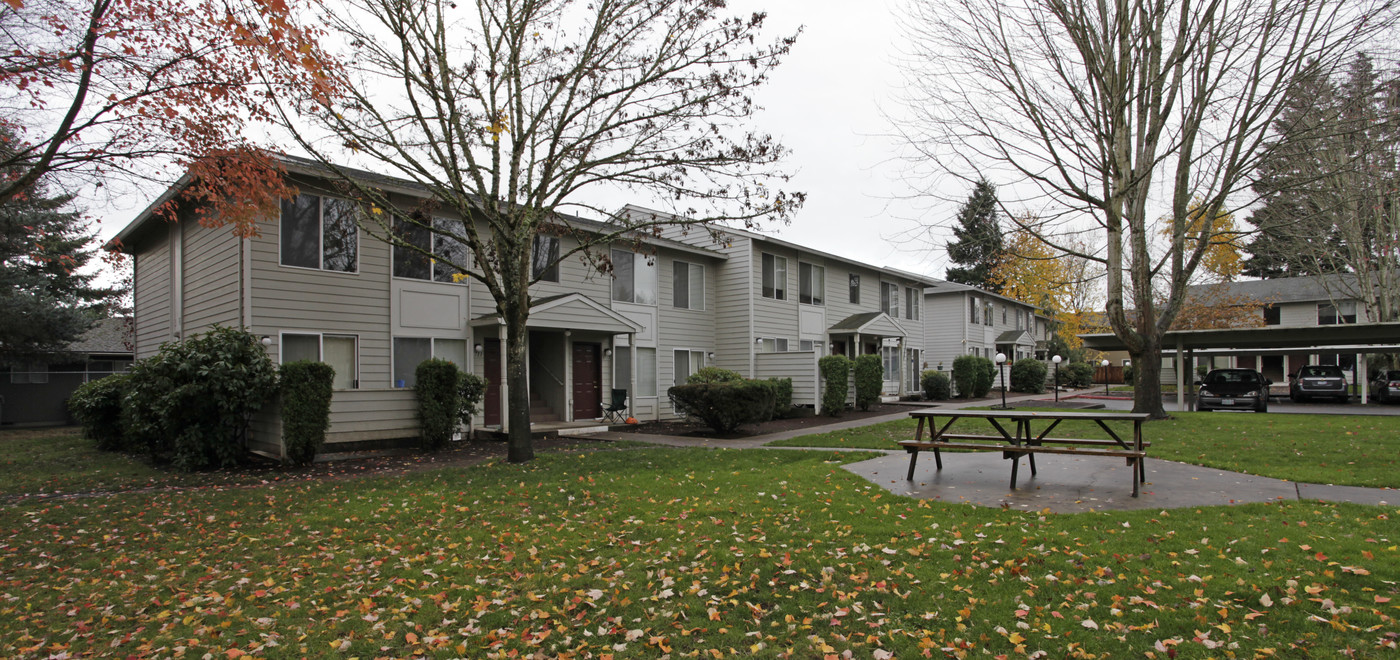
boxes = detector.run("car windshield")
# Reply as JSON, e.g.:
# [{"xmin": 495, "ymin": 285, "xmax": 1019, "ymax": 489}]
[
  {"xmin": 1299, "ymin": 367, "xmax": 1339, "ymax": 378},
  {"xmin": 1206, "ymin": 371, "xmax": 1259, "ymax": 385}
]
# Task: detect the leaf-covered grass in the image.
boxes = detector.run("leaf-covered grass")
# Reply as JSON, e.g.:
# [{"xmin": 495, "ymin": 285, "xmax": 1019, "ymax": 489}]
[
  {"xmin": 1, "ymin": 449, "xmax": 1396, "ymax": 658},
  {"xmin": 767, "ymin": 410, "xmax": 1400, "ymax": 488}
]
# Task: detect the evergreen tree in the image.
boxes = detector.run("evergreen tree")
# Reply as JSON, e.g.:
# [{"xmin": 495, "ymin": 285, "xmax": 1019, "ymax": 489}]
[
  {"xmin": 0, "ymin": 165, "xmax": 119, "ymax": 363},
  {"xmin": 944, "ymin": 177, "xmax": 1006, "ymax": 291}
]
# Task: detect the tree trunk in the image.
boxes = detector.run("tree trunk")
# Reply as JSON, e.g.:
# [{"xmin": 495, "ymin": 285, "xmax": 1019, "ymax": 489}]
[
  {"xmin": 1129, "ymin": 335, "xmax": 1167, "ymax": 419},
  {"xmin": 504, "ymin": 315, "xmax": 534, "ymax": 463}
]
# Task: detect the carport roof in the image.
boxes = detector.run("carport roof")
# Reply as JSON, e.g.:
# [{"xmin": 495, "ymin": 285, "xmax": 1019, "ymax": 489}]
[{"xmin": 1079, "ymin": 321, "xmax": 1400, "ymax": 352}]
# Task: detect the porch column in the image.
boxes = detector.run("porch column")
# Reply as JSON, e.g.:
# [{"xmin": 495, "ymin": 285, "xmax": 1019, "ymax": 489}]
[
  {"xmin": 1360, "ymin": 352, "xmax": 1369, "ymax": 404},
  {"xmin": 897, "ymin": 336, "xmax": 906, "ymax": 397},
  {"xmin": 1187, "ymin": 348, "xmax": 1196, "ymax": 412},
  {"xmin": 498, "ymin": 324, "xmax": 510, "ymax": 432},
  {"xmin": 629, "ymin": 332, "xmax": 638, "ymax": 420},
  {"xmin": 1176, "ymin": 340, "xmax": 1185, "ymax": 413}
]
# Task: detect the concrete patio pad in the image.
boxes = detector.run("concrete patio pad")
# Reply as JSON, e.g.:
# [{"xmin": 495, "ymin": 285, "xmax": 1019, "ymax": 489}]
[{"xmin": 845, "ymin": 450, "xmax": 1396, "ymax": 514}]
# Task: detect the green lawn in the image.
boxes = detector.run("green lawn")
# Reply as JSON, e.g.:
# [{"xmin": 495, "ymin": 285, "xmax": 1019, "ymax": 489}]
[
  {"xmin": 767, "ymin": 410, "xmax": 1400, "ymax": 488},
  {"xmin": 1, "ymin": 448, "xmax": 1397, "ymax": 658}
]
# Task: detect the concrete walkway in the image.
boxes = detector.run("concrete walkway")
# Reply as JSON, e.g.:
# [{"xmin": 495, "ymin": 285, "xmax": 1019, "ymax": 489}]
[{"xmin": 587, "ymin": 391, "xmax": 1398, "ymax": 513}]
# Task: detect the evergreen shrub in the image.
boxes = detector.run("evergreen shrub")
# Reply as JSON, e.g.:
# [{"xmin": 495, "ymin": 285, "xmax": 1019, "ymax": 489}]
[
  {"xmin": 921, "ymin": 370, "xmax": 951, "ymax": 400},
  {"xmin": 687, "ymin": 366, "xmax": 744, "ymax": 384},
  {"xmin": 457, "ymin": 372, "xmax": 487, "ymax": 429},
  {"xmin": 415, "ymin": 358, "xmax": 462, "ymax": 451},
  {"xmin": 69, "ymin": 374, "xmax": 129, "ymax": 451},
  {"xmin": 1010, "ymin": 359, "xmax": 1048, "ymax": 393},
  {"xmin": 953, "ymin": 354, "xmax": 995, "ymax": 398},
  {"xmin": 1063, "ymin": 362, "xmax": 1095, "ymax": 388},
  {"xmin": 667, "ymin": 380, "xmax": 775, "ymax": 433},
  {"xmin": 768, "ymin": 377, "xmax": 793, "ymax": 417},
  {"xmin": 853, "ymin": 354, "xmax": 883, "ymax": 411},
  {"xmin": 280, "ymin": 360, "xmax": 335, "ymax": 465},
  {"xmin": 818, "ymin": 355, "xmax": 851, "ymax": 416}
]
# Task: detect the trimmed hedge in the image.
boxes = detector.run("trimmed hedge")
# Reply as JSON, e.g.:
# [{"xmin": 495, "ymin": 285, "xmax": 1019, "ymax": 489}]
[
  {"xmin": 415, "ymin": 358, "xmax": 462, "ymax": 451},
  {"xmin": 668, "ymin": 380, "xmax": 775, "ymax": 433},
  {"xmin": 921, "ymin": 370, "xmax": 951, "ymax": 401},
  {"xmin": 280, "ymin": 360, "xmax": 335, "ymax": 465},
  {"xmin": 120, "ymin": 326, "xmax": 278, "ymax": 470},
  {"xmin": 687, "ymin": 366, "xmax": 745, "ymax": 384},
  {"xmin": 953, "ymin": 354, "xmax": 995, "ymax": 398},
  {"xmin": 69, "ymin": 374, "xmax": 129, "ymax": 451},
  {"xmin": 853, "ymin": 354, "xmax": 883, "ymax": 411},
  {"xmin": 819, "ymin": 355, "xmax": 851, "ymax": 416},
  {"xmin": 1010, "ymin": 359, "xmax": 1048, "ymax": 393},
  {"xmin": 768, "ymin": 377, "xmax": 793, "ymax": 417}
]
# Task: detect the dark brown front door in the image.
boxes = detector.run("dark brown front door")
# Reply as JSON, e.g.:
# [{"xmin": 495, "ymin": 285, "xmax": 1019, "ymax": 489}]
[
  {"xmin": 572, "ymin": 342, "xmax": 602, "ymax": 420},
  {"xmin": 484, "ymin": 339, "xmax": 501, "ymax": 426}
]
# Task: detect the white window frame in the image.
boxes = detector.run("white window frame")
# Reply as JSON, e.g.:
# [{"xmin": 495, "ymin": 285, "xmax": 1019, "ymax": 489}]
[
  {"xmin": 799, "ymin": 262, "xmax": 825, "ymax": 306},
  {"xmin": 970, "ymin": 296, "xmax": 979, "ymax": 324},
  {"xmin": 759, "ymin": 337, "xmax": 789, "ymax": 353},
  {"xmin": 672, "ymin": 348, "xmax": 707, "ymax": 387},
  {"xmin": 636, "ymin": 346, "xmax": 658, "ymax": 397},
  {"xmin": 611, "ymin": 249, "xmax": 658, "ymax": 304},
  {"xmin": 761, "ymin": 253, "xmax": 787, "ymax": 300},
  {"xmin": 280, "ymin": 331, "xmax": 361, "ymax": 390},
  {"xmin": 904, "ymin": 286, "xmax": 920, "ymax": 321},
  {"xmin": 279, "ymin": 193, "xmax": 360, "ymax": 274},
  {"xmin": 9, "ymin": 362, "xmax": 49, "ymax": 384},
  {"xmin": 672, "ymin": 260, "xmax": 706, "ymax": 310},
  {"xmin": 881, "ymin": 282, "xmax": 898, "ymax": 317},
  {"xmin": 532, "ymin": 235, "xmax": 560, "ymax": 282},
  {"xmin": 391, "ymin": 336, "xmax": 468, "ymax": 388},
  {"xmin": 393, "ymin": 216, "xmax": 472, "ymax": 284},
  {"xmin": 849, "ymin": 274, "xmax": 861, "ymax": 305}
]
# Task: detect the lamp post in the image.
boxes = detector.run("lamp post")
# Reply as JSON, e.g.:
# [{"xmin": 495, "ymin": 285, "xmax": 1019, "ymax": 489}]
[
  {"xmin": 1052, "ymin": 354, "xmax": 1062, "ymax": 403},
  {"xmin": 995, "ymin": 352, "xmax": 1007, "ymax": 409},
  {"xmin": 1101, "ymin": 359, "xmax": 1111, "ymax": 396}
]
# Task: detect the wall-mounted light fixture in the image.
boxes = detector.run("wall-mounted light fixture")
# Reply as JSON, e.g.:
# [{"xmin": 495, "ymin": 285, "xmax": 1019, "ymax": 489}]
[
  {"xmin": 706, "ymin": 352, "xmax": 715, "ymax": 361},
  {"xmin": 564, "ymin": 330, "xmax": 572, "ymax": 337},
  {"xmin": 473, "ymin": 343, "xmax": 484, "ymax": 354},
  {"xmin": 603, "ymin": 348, "xmax": 613, "ymax": 357},
  {"xmin": 754, "ymin": 337, "xmax": 763, "ymax": 344},
  {"xmin": 260, "ymin": 336, "xmax": 272, "ymax": 347}
]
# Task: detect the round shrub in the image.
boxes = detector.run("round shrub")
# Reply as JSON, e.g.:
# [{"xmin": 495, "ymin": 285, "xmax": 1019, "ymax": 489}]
[
  {"xmin": 415, "ymin": 358, "xmax": 462, "ymax": 451},
  {"xmin": 457, "ymin": 372, "xmax": 487, "ymax": 429},
  {"xmin": 1123, "ymin": 363, "xmax": 1135, "ymax": 385},
  {"xmin": 1010, "ymin": 358, "xmax": 1048, "ymax": 393},
  {"xmin": 953, "ymin": 354, "xmax": 994, "ymax": 398},
  {"xmin": 69, "ymin": 374, "xmax": 129, "ymax": 451},
  {"xmin": 687, "ymin": 366, "xmax": 744, "ymax": 384},
  {"xmin": 921, "ymin": 370, "xmax": 951, "ymax": 400},
  {"xmin": 280, "ymin": 360, "xmax": 335, "ymax": 465},
  {"xmin": 121, "ymin": 326, "xmax": 279, "ymax": 470},
  {"xmin": 667, "ymin": 380, "xmax": 775, "ymax": 433},
  {"xmin": 819, "ymin": 355, "xmax": 851, "ymax": 416},
  {"xmin": 1063, "ymin": 361, "xmax": 1095, "ymax": 388},
  {"xmin": 853, "ymin": 354, "xmax": 883, "ymax": 411}
]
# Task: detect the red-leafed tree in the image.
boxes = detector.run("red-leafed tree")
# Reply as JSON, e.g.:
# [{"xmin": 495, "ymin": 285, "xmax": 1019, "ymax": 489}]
[{"xmin": 0, "ymin": 0, "xmax": 338, "ymax": 232}]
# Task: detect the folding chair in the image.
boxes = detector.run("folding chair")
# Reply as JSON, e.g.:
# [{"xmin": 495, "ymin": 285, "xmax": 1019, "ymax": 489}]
[{"xmin": 602, "ymin": 388, "xmax": 629, "ymax": 423}]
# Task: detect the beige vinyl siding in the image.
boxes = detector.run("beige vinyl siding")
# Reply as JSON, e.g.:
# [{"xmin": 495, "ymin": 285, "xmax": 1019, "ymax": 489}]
[
  {"xmin": 180, "ymin": 220, "xmax": 241, "ymax": 334},
  {"xmin": 704, "ymin": 238, "xmax": 753, "ymax": 375},
  {"xmin": 325, "ymin": 390, "xmax": 418, "ymax": 444},
  {"xmin": 1279, "ymin": 301, "xmax": 1326, "ymax": 326},
  {"xmin": 247, "ymin": 404, "xmax": 283, "ymax": 456},
  {"xmin": 657, "ymin": 251, "xmax": 719, "ymax": 417},
  {"xmin": 754, "ymin": 352, "xmax": 819, "ymax": 407},
  {"xmin": 133, "ymin": 230, "xmax": 173, "ymax": 358},
  {"xmin": 751, "ymin": 243, "xmax": 799, "ymax": 352}
]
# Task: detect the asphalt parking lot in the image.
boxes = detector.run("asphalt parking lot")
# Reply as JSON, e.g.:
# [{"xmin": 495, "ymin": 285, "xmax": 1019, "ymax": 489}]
[{"xmin": 1086, "ymin": 395, "xmax": 1400, "ymax": 415}]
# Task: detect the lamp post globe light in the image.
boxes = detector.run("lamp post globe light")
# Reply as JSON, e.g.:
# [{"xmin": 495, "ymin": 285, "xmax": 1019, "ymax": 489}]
[
  {"xmin": 1101, "ymin": 359, "xmax": 1111, "ymax": 396},
  {"xmin": 1051, "ymin": 354, "xmax": 1062, "ymax": 403},
  {"xmin": 995, "ymin": 352, "xmax": 1007, "ymax": 409}
]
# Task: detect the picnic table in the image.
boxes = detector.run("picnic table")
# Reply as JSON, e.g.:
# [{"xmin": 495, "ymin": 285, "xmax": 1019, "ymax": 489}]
[{"xmin": 899, "ymin": 409, "xmax": 1153, "ymax": 496}]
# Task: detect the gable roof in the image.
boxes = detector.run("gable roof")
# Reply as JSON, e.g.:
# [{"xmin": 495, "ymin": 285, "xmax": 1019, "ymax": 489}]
[
  {"xmin": 1186, "ymin": 273, "xmax": 1366, "ymax": 305},
  {"xmin": 827, "ymin": 312, "xmax": 909, "ymax": 338},
  {"xmin": 468, "ymin": 293, "xmax": 642, "ymax": 334},
  {"xmin": 922, "ymin": 280, "xmax": 1052, "ymax": 317},
  {"xmin": 995, "ymin": 329, "xmax": 1033, "ymax": 344},
  {"xmin": 63, "ymin": 318, "xmax": 133, "ymax": 355}
]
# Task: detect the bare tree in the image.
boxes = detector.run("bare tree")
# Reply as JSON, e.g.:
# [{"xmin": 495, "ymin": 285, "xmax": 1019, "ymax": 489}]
[
  {"xmin": 270, "ymin": 0, "xmax": 802, "ymax": 461},
  {"xmin": 897, "ymin": 0, "xmax": 1394, "ymax": 417}
]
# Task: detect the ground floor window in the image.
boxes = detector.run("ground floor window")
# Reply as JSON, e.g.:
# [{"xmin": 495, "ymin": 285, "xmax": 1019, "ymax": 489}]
[
  {"xmin": 881, "ymin": 345, "xmax": 900, "ymax": 385},
  {"xmin": 636, "ymin": 347, "xmax": 657, "ymax": 396},
  {"xmin": 8, "ymin": 362, "xmax": 49, "ymax": 384},
  {"xmin": 393, "ymin": 337, "xmax": 468, "ymax": 387},
  {"xmin": 282, "ymin": 332, "xmax": 359, "ymax": 389},
  {"xmin": 673, "ymin": 349, "xmax": 706, "ymax": 387},
  {"xmin": 759, "ymin": 337, "xmax": 789, "ymax": 353}
]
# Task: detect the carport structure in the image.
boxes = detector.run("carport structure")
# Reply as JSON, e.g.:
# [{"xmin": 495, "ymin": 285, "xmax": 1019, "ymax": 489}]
[{"xmin": 1080, "ymin": 322, "xmax": 1400, "ymax": 408}]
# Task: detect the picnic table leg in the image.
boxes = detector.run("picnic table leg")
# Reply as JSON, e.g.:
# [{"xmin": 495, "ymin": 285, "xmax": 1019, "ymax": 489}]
[
  {"xmin": 906, "ymin": 448, "xmax": 919, "ymax": 481},
  {"xmin": 1131, "ymin": 456, "xmax": 1140, "ymax": 497},
  {"xmin": 1009, "ymin": 450, "xmax": 1020, "ymax": 490},
  {"xmin": 1020, "ymin": 419, "xmax": 1038, "ymax": 476}
]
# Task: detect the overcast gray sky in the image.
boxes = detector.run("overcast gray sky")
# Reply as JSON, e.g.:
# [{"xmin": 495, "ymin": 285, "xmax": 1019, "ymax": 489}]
[{"xmin": 94, "ymin": 0, "xmax": 961, "ymax": 279}]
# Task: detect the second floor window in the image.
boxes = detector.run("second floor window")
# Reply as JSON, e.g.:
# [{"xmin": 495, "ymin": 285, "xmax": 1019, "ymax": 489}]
[
  {"xmin": 762, "ymin": 253, "xmax": 787, "ymax": 300},
  {"xmin": 393, "ymin": 216, "xmax": 470, "ymax": 283},
  {"xmin": 673, "ymin": 261, "xmax": 705, "ymax": 310},
  {"xmin": 280, "ymin": 193, "xmax": 358, "ymax": 272},
  {"xmin": 881, "ymin": 282, "xmax": 898, "ymax": 316},
  {"xmin": 799, "ymin": 263, "xmax": 825, "ymax": 305},
  {"xmin": 970, "ymin": 296, "xmax": 979, "ymax": 324},
  {"xmin": 532, "ymin": 235, "xmax": 559, "ymax": 282},
  {"xmin": 612, "ymin": 250, "xmax": 657, "ymax": 304},
  {"xmin": 904, "ymin": 286, "xmax": 919, "ymax": 320},
  {"xmin": 1318, "ymin": 301, "xmax": 1357, "ymax": 325},
  {"xmin": 1264, "ymin": 305, "xmax": 1281, "ymax": 325},
  {"xmin": 849, "ymin": 274, "xmax": 860, "ymax": 304},
  {"xmin": 984, "ymin": 302, "xmax": 993, "ymax": 326}
]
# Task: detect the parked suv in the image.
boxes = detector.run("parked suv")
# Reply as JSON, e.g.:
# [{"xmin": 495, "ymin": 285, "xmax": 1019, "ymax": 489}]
[
  {"xmin": 1196, "ymin": 369, "xmax": 1270, "ymax": 413},
  {"xmin": 1290, "ymin": 365, "xmax": 1350, "ymax": 403},
  {"xmin": 1370, "ymin": 370, "xmax": 1400, "ymax": 403}
]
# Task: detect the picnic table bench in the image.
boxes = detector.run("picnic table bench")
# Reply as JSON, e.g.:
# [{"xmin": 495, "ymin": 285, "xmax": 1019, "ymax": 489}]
[{"xmin": 899, "ymin": 409, "xmax": 1153, "ymax": 496}]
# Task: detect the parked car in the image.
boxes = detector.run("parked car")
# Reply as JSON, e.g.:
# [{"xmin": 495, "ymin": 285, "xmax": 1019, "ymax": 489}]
[
  {"xmin": 1196, "ymin": 369, "xmax": 1270, "ymax": 413},
  {"xmin": 1370, "ymin": 370, "xmax": 1400, "ymax": 403},
  {"xmin": 1290, "ymin": 365, "xmax": 1350, "ymax": 403}
]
